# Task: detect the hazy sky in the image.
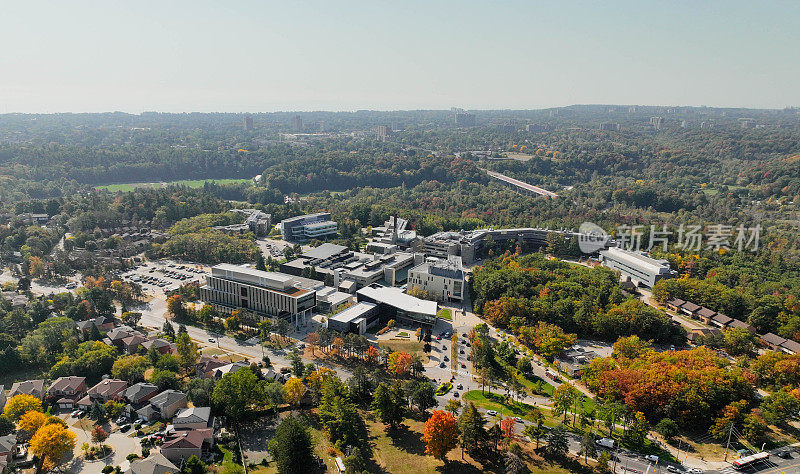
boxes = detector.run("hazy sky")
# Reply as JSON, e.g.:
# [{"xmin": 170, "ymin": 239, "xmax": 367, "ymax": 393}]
[{"xmin": 2, "ymin": 1, "xmax": 798, "ymax": 113}]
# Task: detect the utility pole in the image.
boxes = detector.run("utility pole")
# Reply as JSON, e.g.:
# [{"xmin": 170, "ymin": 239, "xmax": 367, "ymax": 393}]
[{"xmin": 723, "ymin": 421, "xmax": 734, "ymax": 462}]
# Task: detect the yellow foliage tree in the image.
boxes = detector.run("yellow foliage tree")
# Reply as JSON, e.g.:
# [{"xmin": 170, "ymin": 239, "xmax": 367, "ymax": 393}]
[
  {"xmin": 3, "ymin": 394, "xmax": 43, "ymax": 420},
  {"xmin": 30, "ymin": 424, "xmax": 76, "ymax": 471},
  {"xmin": 19, "ymin": 410, "xmax": 48, "ymax": 434},
  {"xmin": 284, "ymin": 378, "xmax": 307, "ymax": 406}
]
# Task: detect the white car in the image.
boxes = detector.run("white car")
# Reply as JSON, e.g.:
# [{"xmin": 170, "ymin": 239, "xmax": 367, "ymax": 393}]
[
  {"xmin": 685, "ymin": 469, "xmax": 703, "ymax": 474},
  {"xmin": 645, "ymin": 454, "xmax": 659, "ymax": 463},
  {"xmin": 486, "ymin": 410, "xmax": 498, "ymax": 416},
  {"xmin": 208, "ymin": 338, "xmax": 216, "ymax": 343}
]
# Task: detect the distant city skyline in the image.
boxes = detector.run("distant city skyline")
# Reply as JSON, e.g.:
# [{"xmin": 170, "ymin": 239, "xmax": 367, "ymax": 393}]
[{"xmin": 1, "ymin": 1, "xmax": 798, "ymax": 113}]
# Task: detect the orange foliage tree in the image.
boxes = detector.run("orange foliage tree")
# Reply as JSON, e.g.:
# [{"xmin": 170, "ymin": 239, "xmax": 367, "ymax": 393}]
[
  {"xmin": 388, "ymin": 351, "xmax": 412, "ymax": 375},
  {"xmin": 422, "ymin": 410, "xmax": 459, "ymax": 461}
]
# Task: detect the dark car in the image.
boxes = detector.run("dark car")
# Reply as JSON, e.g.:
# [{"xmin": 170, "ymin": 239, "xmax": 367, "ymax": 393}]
[
  {"xmin": 777, "ymin": 450, "xmax": 793, "ymax": 459},
  {"xmin": 119, "ymin": 424, "xmax": 131, "ymax": 432}
]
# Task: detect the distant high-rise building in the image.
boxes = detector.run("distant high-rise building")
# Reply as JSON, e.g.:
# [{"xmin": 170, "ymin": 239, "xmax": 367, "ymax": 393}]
[
  {"xmin": 650, "ymin": 116, "xmax": 664, "ymax": 130},
  {"xmin": 454, "ymin": 112, "xmax": 476, "ymax": 127},
  {"xmin": 526, "ymin": 123, "xmax": 547, "ymax": 133},
  {"xmin": 680, "ymin": 120, "xmax": 688, "ymax": 128},
  {"xmin": 599, "ymin": 122, "xmax": 620, "ymax": 132},
  {"xmin": 739, "ymin": 118, "xmax": 755, "ymax": 129},
  {"xmin": 293, "ymin": 115, "xmax": 303, "ymax": 132},
  {"xmin": 243, "ymin": 116, "xmax": 254, "ymax": 131},
  {"xmin": 628, "ymin": 105, "xmax": 638, "ymax": 113},
  {"xmin": 376, "ymin": 125, "xmax": 390, "ymax": 141}
]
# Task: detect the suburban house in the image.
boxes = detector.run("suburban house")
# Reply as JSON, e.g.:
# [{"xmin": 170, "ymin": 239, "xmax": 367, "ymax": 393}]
[
  {"xmin": 665, "ymin": 298, "xmax": 685, "ymax": 312},
  {"xmin": 141, "ymin": 339, "xmax": 175, "ymax": 355},
  {"xmin": 555, "ymin": 348, "xmax": 600, "ymax": 377},
  {"xmin": 160, "ymin": 428, "xmax": 213, "ymax": 463},
  {"xmin": 8, "ymin": 380, "xmax": 45, "ymax": 400},
  {"xmin": 77, "ymin": 379, "xmax": 128, "ymax": 410},
  {"xmin": 47, "ymin": 376, "xmax": 88, "ymax": 410},
  {"xmin": 761, "ymin": 333, "xmax": 788, "ymax": 351},
  {"xmin": 687, "ymin": 327, "xmax": 722, "ymax": 344},
  {"xmin": 0, "ymin": 434, "xmax": 17, "ymax": 474},
  {"xmin": 710, "ymin": 313, "xmax": 733, "ymax": 328},
  {"xmin": 728, "ymin": 319, "xmax": 757, "ymax": 333},
  {"xmin": 105, "ymin": 326, "xmax": 147, "ymax": 353},
  {"xmin": 678, "ymin": 301, "xmax": 701, "ymax": 318},
  {"xmin": 172, "ymin": 407, "xmax": 213, "ymax": 430},
  {"xmin": 696, "ymin": 307, "xmax": 717, "ymax": 324},
  {"xmin": 779, "ymin": 339, "xmax": 800, "ymax": 355},
  {"xmin": 138, "ymin": 390, "xmax": 187, "ymax": 421},
  {"xmin": 195, "ymin": 356, "xmax": 228, "ymax": 378},
  {"xmin": 125, "ymin": 452, "xmax": 179, "ymax": 474},
  {"xmin": 210, "ymin": 362, "xmax": 250, "ymax": 379},
  {"xmin": 76, "ymin": 316, "xmax": 115, "ymax": 335},
  {"xmin": 123, "ymin": 383, "xmax": 160, "ymax": 405}
]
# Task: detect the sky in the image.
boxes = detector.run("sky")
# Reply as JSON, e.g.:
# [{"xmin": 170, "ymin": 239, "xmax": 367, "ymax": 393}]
[{"xmin": 1, "ymin": 1, "xmax": 798, "ymax": 113}]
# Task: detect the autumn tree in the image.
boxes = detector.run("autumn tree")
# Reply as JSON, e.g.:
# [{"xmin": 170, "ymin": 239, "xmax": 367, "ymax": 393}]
[
  {"xmin": 388, "ymin": 351, "xmax": 412, "ymax": 375},
  {"xmin": 211, "ymin": 369, "xmax": 266, "ymax": 423},
  {"xmin": 112, "ymin": 355, "xmax": 150, "ymax": 383},
  {"xmin": 166, "ymin": 294, "xmax": 188, "ymax": 321},
  {"xmin": 284, "ymin": 378, "xmax": 307, "ymax": 406},
  {"xmin": 520, "ymin": 322, "xmax": 576, "ymax": 360},
  {"xmin": 552, "ymin": 384, "xmax": 579, "ymax": 423},
  {"xmin": 4, "ymin": 394, "xmax": 43, "ymax": 420},
  {"xmin": 19, "ymin": 410, "xmax": 48, "ymax": 435},
  {"xmin": 445, "ymin": 399, "xmax": 462, "ymax": 416},
  {"xmin": 176, "ymin": 332, "xmax": 199, "ymax": 371},
  {"xmin": 30, "ymin": 424, "xmax": 76, "ymax": 472},
  {"xmin": 423, "ymin": 410, "xmax": 459, "ymax": 461},
  {"xmin": 91, "ymin": 426, "xmax": 109, "ymax": 445}
]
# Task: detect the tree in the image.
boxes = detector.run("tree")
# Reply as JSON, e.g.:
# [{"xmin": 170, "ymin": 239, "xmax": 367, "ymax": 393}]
[
  {"xmin": 388, "ymin": 351, "xmax": 413, "ymax": 375},
  {"xmin": 176, "ymin": 332, "xmax": 199, "ymax": 371},
  {"xmin": 162, "ymin": 321, "xmax": 175, "ymax": 341},
  {"xmin": 656, "ymin": 417, "xmax": 679, "ymax": 441},
  {"xmin": 121, "ymin": 311, "xmax": 142, "ymax": 327},
  {"xmin": 182, "ymin": 455, "xmax": 206, "ymax": 474},
  {"xmin": 263, "ymin": 381, "xmax": 285, "ymax": 410},
  {"xmin": 90, "ymin": 401, "xmax": 107, "ymax": 422},
  {"xmin": 4, "ymin": 394, "xmax": 43, "ymax": 420},
  {"xmin": 545, "ymin": 424, "xmax": 569, "ymax": 457},
  {"xmin": 19, "ymin": 410, "xmax": 49, "ymax": 435},
  {"xmin": 255, "ymin": 252, "xmax": 267, "ymax": 271},
  {"xmin": 521, "ymin": 322, "xmax": 576, "ymax": 360},
  {"xmin": 625, "ymin": 411, "xmax": 649, "ymax": 448},
  {"xmin": 612, "ymin": 335, "xmax": 652, "ymax": 360},
  {"xmin": 151, "ymin": 369, "xmax": 181, "ymax": 391},
  {"xmin": 409, "ymin": 381, "xmax": 437, "ymax": 413},
  {"xmin": 516, "ymin": 357, "xmax": 532, "ymax": 374},
  {"xmin": 761, "ymin": 388, "xmax": 800, "ymax": 426},
  {"xmin": 0, "ymin": 415, "xmax": 14, "ymax": 436},
  {"xmin": 711, "ymin": 400, "xmax": 747, "ymax": 440},
  {"xmin": 343, "ymin": 446, "xmax": 366, "ymax": 474},
  {"xmin": 526, "ymin": 408, "xmax": 546, "ymax": 446},
  {"xmin": 423, "ymin": 410, "xmax": 459, "ymax": 461},
  {"xmin": 372, "ymin": 383, "xmax": 404, "ymax": 428},
  {"xmin": 552, "ymin": 384, "xmax": 579, "ymax": 423},
  {"xmin": 211, "ymin": 369, "xmax": 265, "ymax": 422},
  {"xmin": 504, "ymin": 451, "xmax": 525, "ymax": 474},
  {"xmin": 268, "ymin": 416, "xmax": 313, "ymax": 474},
  {"xmin": 742, "ymin": 410, "xmax": 769, "ymax": 446},
  {"xmin": 458, "ymin": 401, "xmax": 487, "ymax": 455},
  {"xmin": 91, "ymin": 426, "xmax": 109, "ymax": 445},
  {"xmin": 445, "ymin": 399, "xmax": 462, "ymax": 416},
  {"xmin": 112, "ymin": 355, "xmax": 150, "ymax": 383},
  {"xmin": 723, "ymin": 327, "xmax": 757, "ymax": 357},
  {"xmin": 166, "ymin": 294, "xmax": 188, "ymax": 321},
  {"xmin": 579, "ymin": 430, "xmax": 597, "ymax": 464},
  {"xmin": 283, "ymin": 378, "xmax": 307, "ymax": 406},
  {"xmin": 30, "ymin": 424, "xmax": 76, "ymax": 472}
]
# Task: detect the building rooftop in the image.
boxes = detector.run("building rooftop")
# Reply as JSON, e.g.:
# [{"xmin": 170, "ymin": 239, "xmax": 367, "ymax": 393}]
[
  {"xmin": 600, "ymin": 247, "xmax": 674, "ymax": 275},
  {"xmin": 210, "ymin": 264, "xmax": 311, "ymax": 296},
  {"xmin": 329, "ymin": 302, "xmax": 377, "ymax": 325},
  {"xmin": 357, "ymin": 285, "xmax": 437, "ymax": 317},
  {"xmin": 303, "ymin": 243, "xmax": 349, "ymax": 260}
]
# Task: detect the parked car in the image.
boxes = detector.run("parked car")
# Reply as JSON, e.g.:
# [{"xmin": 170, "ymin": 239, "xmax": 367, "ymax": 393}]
[
  {"xmin": 486, "ymin": 410, "xmax": 498, "ymax": 416},
  {"xmin": 456, "ymin": 384, "xmax": 463, "ymax": 390},
  {"xmin": 645, "ymin": 455, "xmax": 659, "ymax": 463},
  {"xmin": 461, "ymin": 363, "xmax": 466, "ymax": 368},
  {"xmin": 777, "ymin": 450, "xmax": 793, "ymax": 459},
  {"xmin": 595, "ymin": 438, "xmax": 615, "ymax": 449},
  {"xmin": 119, "ymin": 424, "xmax": 131, "ymax": 432},
  {"xmin": 666, "ymin": 466, "xmax": 681, "ymax": 473},
  {"xmin": 439, "ymin": 362, "xmax": 446, "ymax": 368},
  {"xmin": 514, "ymin": 417, "xmax": 523, "ymax": 423},
  {"xmin": 208, "ymin": 338, "xmax": 216, "ymax": 343}
]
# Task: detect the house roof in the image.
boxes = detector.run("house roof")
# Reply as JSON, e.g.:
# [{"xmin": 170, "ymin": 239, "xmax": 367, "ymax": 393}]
[
  {"xmin": 161, "ymin": 430, "xmax": 205, "ymax": 450},
  {"xmin": 779, "ymin": 339, "xmax": 800, "ymax": 355},
  {"xmin": 127, "ymin": 453, "xmax": 179, "ymax": 474},
  {"xmin": 48, "ymin": 376, "xmax": 86, "ymax": 393},
  {"xmin": 174, "ymin": 407, "xmax": 211, "ymax": 425},
  {"xmin": 761, "ymin": 332, "xmax": 788, "ymax": 346},
  {"xmin": 88, "ymin": 379, "xmax": 128, "ymax": 398},
  {"xmin": 122, "ymin": 334, "xmax": 147, "ymax": 348},
  {"xmin": 728, "ymin": 319, "xmax": 754, "ymax": 331},
  {"xmin": 142, "ymin": 339, "xmax": 172, "ymax": 350},
  {"xmin": 196, "ymin": 355, "xmax": 227, "ymax": 372},
  {"xmin": 681, "ymin": 302, "xmax": 701, "ymax": 312},
  {"xmin": 712, "ymin": 313, "xmax": 733, "ymax": 325},
  {"xmin": 136, "ymin": 404, "xmax": 158, "ymax": 418},
  {"xmin": 213, "ymin": 362, "xmax": 249, "ymax": 378},
  {"xmin": 696, "ymin": 307, "xmax": 716, "ymax": 318},
  {"xmin": 107, "ymin": 326, "xmax": 136, "ymax": 340},
  {"xmin": 0, "ymin": 434, "xmax": 16, "ymax": 452},
  {"xmin": 150, "ymin": 390, "xmax": 186, "ymax": 409},
  {"xmin": 123, "ymin": 383, "xmax": 160, "ymax": 402},
  {"xmin": 666, "ymin": 298, "xmax": 685, "ymax": 307},
  {"xmin": 9, "ymin": 379, "xmax": 45, "ymax": 397}
]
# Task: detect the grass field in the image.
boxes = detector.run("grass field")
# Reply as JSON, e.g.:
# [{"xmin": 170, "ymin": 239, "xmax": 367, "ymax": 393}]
[
  {"xmin": 96, "ymin": 178, "xmax": 251, "ymax": 192},
  {"xmin": 437, "ymin": 308, "xmax": 452, "ymax": 320}
]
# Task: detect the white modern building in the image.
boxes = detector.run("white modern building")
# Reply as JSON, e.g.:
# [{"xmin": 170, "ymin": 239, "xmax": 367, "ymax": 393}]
[
  {"xmin": 407, "ymin": 256, "xmax": 465, "ymax": 302},
  {"xmin": 326, "ymin": 301, "xmax": 379, "ymax": 335},
  {"xmin": 598, "ymin": 246, "xmax": 677, "ymax": 288},
  {"xmin": 200, "ymin": 264, "xmax": 317, "ymax": 327},
  {"xmin": 356, "ymin": 285, "xmax": 438, "ymax": 328},
  {"xmin": 280, "ymin": 212, "xmax": 338, "ymax": 242}
]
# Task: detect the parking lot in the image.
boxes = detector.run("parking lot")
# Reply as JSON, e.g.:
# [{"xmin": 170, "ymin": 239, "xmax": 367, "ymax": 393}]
[{"xmin": 120, "ymin": 260, "xmax": 209, "ymax": 294}]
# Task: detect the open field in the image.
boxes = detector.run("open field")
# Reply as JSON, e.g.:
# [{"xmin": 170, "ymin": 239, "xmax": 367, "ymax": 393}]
[{"xmin": 95, "ymin": 178, "xmax": 251, "ymax": 192}]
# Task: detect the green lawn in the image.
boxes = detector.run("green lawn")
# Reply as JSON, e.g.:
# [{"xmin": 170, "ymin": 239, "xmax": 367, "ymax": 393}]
[
  {"xmin": 437, "ymin": 308, "xmax": 452, "ymax": 320},
  {"xmin": 96, "ymin": 178, "xmax": 251, "ymax": 192}
]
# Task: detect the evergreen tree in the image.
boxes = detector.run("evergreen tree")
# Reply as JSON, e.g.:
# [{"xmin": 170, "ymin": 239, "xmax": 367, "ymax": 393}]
[
  {"xmin": 268, "ymin": 416, "xmax": 314, "ymax": 474},
  {"xmin": 458, "ymin": 401, "xmax": 486, "ymax": 456},
  {"xmin": 371, "ymin": 383, "xmax": 404, "ymax": 428}
]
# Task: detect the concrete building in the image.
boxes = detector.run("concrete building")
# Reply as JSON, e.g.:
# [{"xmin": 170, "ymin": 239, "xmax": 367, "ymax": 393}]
[
  {"xmin": 326, "ymin": 301, "xmax": 379, "ymax": 335},
  {"xmin": 243, "ymin": 116, "xmax": 254, "ymax": 131},
  {"xmin": 280, "ymin": 212, "xmax": 338, "ymax": 242},
  {"xmin": 356, "ymin": 285, "xmax": 438, "ymax": 328},
  {"xmin": 599, "ymin": 122, "xmax": 620, "ymax": 131},
  {"xmin": 200, "ymin": 264, "xmax": 317, "ymax": 327},
  {"xmin": 370, "ymin": 216, "xmax": 417, "ymax": 248},
  {"xmin": 454, "ymin": 112, "xmax": 476, "ymax": 127},
  {"xmin": 650, "ymin": 116, "xmax": 664, "ymax": 130},
  {"xmin": 376, "ymin": 125, "xmax": 390, "ymax": 141},
  {"xmin": 293, "ymin": 115, "xmax": 303, "ymax": 132},
  {"xmin": 407, "ymin": 256, "xmax": 465, "ymax": 302},
  {"xmin": 598, "ymin": 246, "xmax": 677, "ymax": 288},
  {"xmin": 214, "ymin": 209, "xmax": 271, "ymax": 236}
]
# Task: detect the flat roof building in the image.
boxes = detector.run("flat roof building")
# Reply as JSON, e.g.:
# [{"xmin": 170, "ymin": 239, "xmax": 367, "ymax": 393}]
[
  {"xmin": 200, "ymin": 264, "xmax": 317, "ymax": 328},
  {"xmin": 356, "ymin": 285, "xmax": 438, "ymax": 328},
  {"xmin": 408, "ymin": 256, "xmax": 465, "ymax": 302},
  {"xmin": 326, "ymin": 302, "xmax": 379, "ymax": 335},
  {"xmin": 598, "ymin": 246, "xmax": 677, "ymax": 288},
  {"xmin": 280, "ymin": 212, "xmax": 338, "ymax": 242}
]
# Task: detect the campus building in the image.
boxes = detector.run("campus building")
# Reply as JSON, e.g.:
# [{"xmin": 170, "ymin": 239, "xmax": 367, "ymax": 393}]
[
  {"xmin": 200, "ymin": 264, "xmax": 317, "ymax": 327},
  {"xmin": 325, "ymin": 301, "xmax": 380, "ymax": 335},
  {"xmin": 356, "ymin": 285, "xmax": 438, "ymax": 328},
  {"xmin": 598, "ymin": 246, "xmax": 677, "ymax": 288},
  {"xmin": 280, "ymin": 212, "xmax": 338, "ymax": 242},
  {"xmin": 407, "ymin": 256, "xmax": 466, "ymax": 302}
]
